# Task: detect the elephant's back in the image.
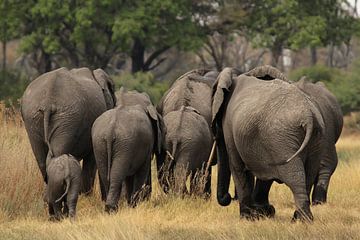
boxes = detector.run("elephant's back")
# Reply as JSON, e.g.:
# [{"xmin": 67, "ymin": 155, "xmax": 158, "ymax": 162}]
[
  {"xmin": 164, "ymin": 109, "xmax": 211, "ymax": 147},
  {"xmin": 161, "ymin": 78, "xmax": 212, "ymax": 125},
  {"xmin": 296, "ymin": 81, "xmax": 343, "ymax": 142}
]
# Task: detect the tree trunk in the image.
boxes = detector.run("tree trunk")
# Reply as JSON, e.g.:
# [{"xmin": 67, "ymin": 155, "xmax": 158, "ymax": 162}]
[
  {"xmin": 131, "ymin": 38, "xmax": 145, "ymax": 73},
  {"xmin": 44, "ymin": 51, "xmax": 52, "ymax": 73},
  {"xmin": 310, "ymin": 46, "xmax": 317, "ymax": 66},
  {"xmin": 327, "ymin": 44, "xmax": 334, "ymax": 68},
  {"xmin": 2, "ymin": 41, "xmax": 6, "ymax": 71}
]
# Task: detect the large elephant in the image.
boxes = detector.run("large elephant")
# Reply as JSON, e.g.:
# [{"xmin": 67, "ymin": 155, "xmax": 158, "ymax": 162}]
[
  {"xmin": 212, "ymin": 67, "xmax": 325, "ymax": 221},
  {"xmin": 156, "ymin": 69, "xmax": 218, "ymax": 195},
  {"xmin": 45, "ymin": 154, "xmax": 81, "ymax": 221},
  {"xmin": 92, "ymin": 88, "xmax": 163, "ymax": 212},
  {"xmin": 162, "ymin": 106, "xmax": 213, "ymax": 197},
  {"xmin": 21, "ymin": 67, "xmax": 116, "ymax": 194},
  {"xmin": 295, "ymin": 77, "xmax": 343, "ymax": 204},
  {"xmin": 245, "ymin": 67, "xmax": 343, "ymax": 206}
]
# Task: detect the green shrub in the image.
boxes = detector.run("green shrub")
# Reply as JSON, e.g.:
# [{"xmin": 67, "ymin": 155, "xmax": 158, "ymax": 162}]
[
  {"xmin": 289, "ymin": 64, "xmax": 341, "ymax": 83},
  {"xmin": 0, "ymin": 69, "xmax": 29, "ymax": 107},
  {"xmin": 112, "ymin": 72, "xmax": 169, "ymax": 105},
  {"xmin": 289, "ymin": 64, "xmax": 360, "ymax": 114}
]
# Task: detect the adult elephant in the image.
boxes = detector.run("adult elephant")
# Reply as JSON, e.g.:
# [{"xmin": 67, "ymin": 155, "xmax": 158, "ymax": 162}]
[
  {"xmin": 156, "ymin": 69, "xmax": 218, "ymax": 194},
  {"xmin": 295, "ymin": 77, "xmax": 343, "ymax": 204},
  {"xmin": 245, "ymin": 68, "xmax": 343, "ymax": 206},
  {"xmin": 162, "ymin": 106, "xmax": 213, "ymax": 197},
  {"xmin": 21, "ymin": 67, "xmax": 116, "ymax": 194},
  {"xmin": 92, "ymin": 88, "xmax": 163, "ymax": 212},
  {"xmin": 212, "ymin": 67, "xmax": 325, "ymax": 221}
]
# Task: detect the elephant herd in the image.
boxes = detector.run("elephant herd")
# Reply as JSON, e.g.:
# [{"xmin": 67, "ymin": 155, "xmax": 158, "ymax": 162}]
[{"xmin": 20, "ymin": 65, "xmax": 343, "ymax": 222}]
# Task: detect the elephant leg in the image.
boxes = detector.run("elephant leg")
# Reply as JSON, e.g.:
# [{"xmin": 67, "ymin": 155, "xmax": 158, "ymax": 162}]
[
  {"xmin": 62, "ymin": 198, "xmax": 69, "ymax": 218},
  {"xmin": 252, "ymin": 179, "xmax": 275, "ymax": 218},
  {"xmin": 312, "ymin": 146, "xmax": 338, "ymax": 205},
  {"xmin": 280, "ymin": 159, "xmax": 313, "ymax": 222},
  {"xmin": 223, "ymin": 130, "xmax": 255, "ymax": 219},
  {"xmin": 105, "ymin": 158, "xmax": 126, "ymax": 213},
  {"xmin": 156, "ymin": 150, "xmax": 170, "ymax": 193},
  {"xmin": 81, "ymin": 153, "xmax": 97, "ymax": 195},
  {"xmin": 130, "ymin": 160, "xmax": 151, "ymax": 207},
  {"xmin": 67, "ymin": 175, "xmax": 81, "ymax": 220},
  {"xmin": 204, "ymin": 167, "xmax": 212, "ymax": 199},
  {"xmin": 173, "ymin": 162, "xmax": 189, "ymax": 197},
  {"xmin": 125, "ymin": 176, "xmax": 134, "ymax": 205},
  {"xmin": 99, "ymin": 174, "xmax": 107, "ymax": 202},
  {"xmin": 28, "ymin": 134, "xmax": 48, "ymax": 182}
]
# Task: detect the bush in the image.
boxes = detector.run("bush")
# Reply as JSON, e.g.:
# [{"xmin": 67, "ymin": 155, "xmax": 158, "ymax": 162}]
[
  {"xmin": 289, "ymin": 64, "xmax": 341, "ymax": 83},
  {"xmin": 0, "ymin": 69, "xmax": 29, "ymax": 107},
  {"xmin": 112, "ymin": 72, "xmax": 169, "ymax": 105},
  {"xmin": 289, "ymin": 64, "xmax": 360, "ymax": 114}
]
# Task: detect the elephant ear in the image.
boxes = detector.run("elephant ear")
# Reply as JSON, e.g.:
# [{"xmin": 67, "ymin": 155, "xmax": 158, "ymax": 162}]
[
  {"xmin": 212, "ymin": 67, "xmax": 234, "ymax": 126},
  {"xmin": 93, "ymin": 69, "xmax": 117, "ymax": 109},
  {"xmin": 146, "ymin": 105, "xmax": 164, "ymax": 155}
]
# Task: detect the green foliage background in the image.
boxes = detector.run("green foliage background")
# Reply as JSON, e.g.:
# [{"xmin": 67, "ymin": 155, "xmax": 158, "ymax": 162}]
[{"xmin": 289, "ymin": 63, "xmax": 360, "ymax": 114}]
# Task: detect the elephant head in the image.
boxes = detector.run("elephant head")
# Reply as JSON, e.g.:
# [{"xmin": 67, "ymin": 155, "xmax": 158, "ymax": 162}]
[
  {"xmin": 93, "ymin": 69, "xmax": 117, "ymax": 109},
  {"xmin": 46, "ymin": 154, "xmax": 81, "ymax": 221}
]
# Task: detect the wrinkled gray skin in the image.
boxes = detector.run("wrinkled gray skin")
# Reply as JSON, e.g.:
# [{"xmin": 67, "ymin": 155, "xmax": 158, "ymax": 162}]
[
  {"xmin": 247, "ymin": 70, "xmax": 343, "ymax": 207},
  {"xmin": 156, "ymin": 69, "xmax": 218, "ymax": 196},
  {"xmin": 295, "ymin": 78, "xmax": 343, "ymax": 204},
  {"xmin": 92, "ymin": 88, "xmax": 163, "ymax": 212},
  {"xmin": 212, "ymin": 67, "xmax": 325, "ymax": 222},
  {"xmin": 21, "ymin": 67, "xmax": 116, "ymax": 194},
  {"xmin": 45, "ymin": 154, "xmax": 81, "ymax": 221},
  {"xmin": 163, "ymin": 106, "xmax": 213, "ymax": 196}
]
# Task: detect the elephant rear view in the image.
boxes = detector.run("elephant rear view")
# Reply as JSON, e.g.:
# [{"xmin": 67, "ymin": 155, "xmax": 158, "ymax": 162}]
[
  {"xmin": 295, "ymin": 78, "xmax": 343, "ymax": 204},
  {"xmin": 21, "ymin": 67, "xmax": 116, "ymax": 194},
  {"xmin": 212, "ymin": 67, "xmax": 325, "ymax": 222},
  {"xmin": 45, "ymin": 154, "xmax": 81, "ymax": 221},
  {"xmin": 162, "ymin": 106, "xmax": 213, "ymax": 197},
  {"xmin": 92, "ymin": 89, "xmax": 163, "ymax": 212}
]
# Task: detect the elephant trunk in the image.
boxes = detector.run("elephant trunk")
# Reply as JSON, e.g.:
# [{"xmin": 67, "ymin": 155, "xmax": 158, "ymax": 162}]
[{"xmin": 216, "ymin": 134, "xmax": 232, "ymax": 206}]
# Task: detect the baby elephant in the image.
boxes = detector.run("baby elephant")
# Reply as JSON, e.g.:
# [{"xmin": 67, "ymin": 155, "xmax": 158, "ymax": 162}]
[
  {"xmin": 92, "ymin": 89, "xmax": 163, "ymax": 213},
  {"xmin": 45, "ymin": 154, "xmax": 81, "ymax": 221}
]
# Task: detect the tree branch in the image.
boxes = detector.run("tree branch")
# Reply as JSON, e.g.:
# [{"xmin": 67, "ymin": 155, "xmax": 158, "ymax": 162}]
[{"xmin": 143, "ymin": 46, "xmax": 170, "ymax": 71}]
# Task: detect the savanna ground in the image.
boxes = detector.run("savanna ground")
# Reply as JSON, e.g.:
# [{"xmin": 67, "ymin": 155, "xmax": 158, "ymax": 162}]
[{"xmin": 0, "ymin": 105, "xmax": 359, "ymax": 240}]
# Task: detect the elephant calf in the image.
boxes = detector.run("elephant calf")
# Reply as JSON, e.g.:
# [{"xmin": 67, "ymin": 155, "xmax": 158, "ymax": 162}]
[
  {"xmin": 161, "ymin": 106, "xmax": 213, "ymax": 197},
  {"xmin": 45, "ymin": 154, "xmax": 81, "ymax": 221},
  {"xmin": 92, "ymin": 89, "xmax": 163, "ymax": 212}
]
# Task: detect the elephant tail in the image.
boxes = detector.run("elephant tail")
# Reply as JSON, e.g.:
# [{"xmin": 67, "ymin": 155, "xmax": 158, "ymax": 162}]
[
  {"xmin": 272, "ymin": 118, "xmax": 314, "ymax": 166},
  {"xmin": 55, "ymin": 178, "xmax": 70, "ymax": 203},
  {"xmin": 106, "ymin": 137, "xmax": 113, "ymax": 182},
  {"xmin": 43, "ymin": 105, "xmax": 56, "ymax": 158}
]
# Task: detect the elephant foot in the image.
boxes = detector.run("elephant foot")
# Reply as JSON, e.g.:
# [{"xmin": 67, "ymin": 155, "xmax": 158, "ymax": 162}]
[
  {"xmin": 312, "ymin": 186, "xmax": 327, "ymax": 205},
  {"xmin": 105, "ymin": 204, "xmax": 118, "ymax": 214},
  {"xmin": 48, "ymin": 215, "xmax": 61, "ymax": 222},
  {"xmin": 240, "ymin": 205, "xmax": 262, "ymax": 221},
  {"xmin": 291, "ymin": 209, "xmax": 313, "ymax": 223},
  {"xmin": 252, "ymin": 204, "xmax": 276, "ymax": 218}
]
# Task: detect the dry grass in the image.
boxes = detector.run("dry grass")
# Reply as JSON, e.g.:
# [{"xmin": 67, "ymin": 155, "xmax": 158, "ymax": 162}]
[{"xmin": 0, "ymin": 104, "xmax": 359, "ymax": 239}]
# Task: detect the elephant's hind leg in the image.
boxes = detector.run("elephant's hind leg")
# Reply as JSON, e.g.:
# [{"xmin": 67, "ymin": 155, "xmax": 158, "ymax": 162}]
[
  {"xmin": 312, "ymin": 146, "xmax": 338, "ymax": 205},
  {"xmin": 280, "ymin": 159, "xmax": 313, "ymax": 222},
  {"xmin": 81, "ymin": 153, "xmax": 97, "ymax": 195},
  {"xmin": 252, "ymin": 179, "xmax": 275, "ymax": 218},
  {"xmin": 28, "ymin": 134, "xmax": 48, "ymax": 182},
  {"xmin": 130, "ymin": 159, "xmax": 152, "ymax": 207}
]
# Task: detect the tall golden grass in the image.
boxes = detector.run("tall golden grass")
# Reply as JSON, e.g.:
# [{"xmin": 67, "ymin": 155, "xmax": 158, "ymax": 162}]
[{"xmin": 0, "ymin": 103, "xmax": 359, "ymax": 240}]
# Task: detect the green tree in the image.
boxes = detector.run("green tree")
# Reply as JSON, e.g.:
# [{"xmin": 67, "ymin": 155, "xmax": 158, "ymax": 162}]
[
  {"xmin": 20, "ymin": 0, "xmax": 212, "ymax": 73},
  {"xmin": 0, "ymin": 0, "xmax": 23, "ymax": 71}
]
